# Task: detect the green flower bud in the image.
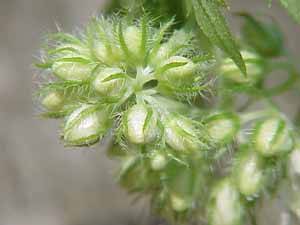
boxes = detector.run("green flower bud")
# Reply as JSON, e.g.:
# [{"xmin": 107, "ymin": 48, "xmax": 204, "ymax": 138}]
[
  {"xmin": 150, "ymin": 153, "xmax": 168, "ymax": 171},
  {"xmin": 254, "ymin": 118, "xmax": 294, "ymax": 156},
  {"xmin": 206, "ymin": 113, "xmax": 240, "ymax": 144},
  {"xmin": 150, "ymin": 31, "xmax": 191, "ymax": 67},
  {"xmin": 93, "ymin": 67, "xmax": 126, "ymax": 97},
  {"xmin": 42, "ymin": 92, "xmax": 64, "ymax": 111},
  {"xmin": 150, "ymin": 44, "xmax": 170, "ymax": 66},
  {"xmin": 160, "ymin": 56, "xmax": 196, "ymax": 82},
  {"xmin": 165, "ymin": 115, "xmax": 200, "ymax": 152},
  {"xmin": 126, "ymin": 104, "xmax": 159, "ymax": 144},
  {"xmin": 124, "ymin": 26, "xmax": 142, "ymax": 57},
  {"xmin": 236, "ymin": 151, "xmax": 264, "ymax": 196},
  {"xmin": 52, "ymin": 62, "xmax": 95, "ymax": 81},
  {"xmin": 209, "ymin": 180, "xmax": 243, "ymax": 225},
  {"xmin": 170, "ymin": 193, "xmax": 190, "ymax": 212},
  {"xmin": 94, "ymin": 42, "xmax": 121, "ymax": 65},
  {"xmin": 64, "ymin": 104, "xmax": 110, "ymax": 145},
  {"xmin": 220, "ymin": 51, "xmax": 263, "ymax": 84}
]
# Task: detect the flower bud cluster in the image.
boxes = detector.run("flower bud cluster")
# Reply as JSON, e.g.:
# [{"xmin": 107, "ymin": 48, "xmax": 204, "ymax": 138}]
[
  {"xmin": 36, "ymin": 15, "xmax": 218, "ymax": 221},
  {"xmin": 37, "ymin": 16, "xmax": 213, "ymax": 148},
  {"xmin": 35, "ymin": 13, "xmax": 299, "ymax": 225}
]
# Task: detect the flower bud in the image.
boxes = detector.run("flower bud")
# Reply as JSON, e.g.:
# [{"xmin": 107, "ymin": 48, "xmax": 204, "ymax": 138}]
[
  {"xmin": 220, "ymin": 51, "xmax": 263, "ymax": 84},
  {"xmin": 94, "ymin": 42, "xmax": 121, "ymax": 65},
  {"xmin": 206, "ymin": 113, "xmax": 240, "ymax": 144},
  {"xmin": 126, "ymin": 104, "xmax": 159, "ymax": 144},
  {"xmin": 150, "ymin": 31, "xmax": 191, "ymax": 67},
  {"xmin": 150, "ymin": 44, "xmax": 170, "ymax": 67},
  {"xmin": 93, "ymin": 67, "xmax": 126, "ymax": 97},
  {"xmin": 165, "ymin": 115, "xmax": 200, "ymax": 152},
  {"xmin": 64, "ymin": 104, "xmax": 110, "ymax": 145},
  {"xmin": 150, "ymin": 153, "xmax": 168, "ymax": 171},
  {"xmin": 52, "ymin": 62, "xmax": 95, "ymax": 81},
  {"xmin": 170, "ymin": 193, "xmax": 190, "ymax": 212},
  {"xmin": 160, "ymin": 56, "xmax": 196, "ymax": 82},
  {"xmin": 42, "ymin": 92, "xmax": 64, "ymax": 111},
  {"xmin": 124, "ymin": 26, "xmax": 142, "ymax": 57},
  {"xmin": 209, "ymin": 180, "xmax": 243, "ymax": 225},
  {"xmin": 236, "ymin": 151, "xmax": 264, "ymax": 196},
  {"xmin": 254, "ymin": 118, "xmax": 294, "ymax": 156}
]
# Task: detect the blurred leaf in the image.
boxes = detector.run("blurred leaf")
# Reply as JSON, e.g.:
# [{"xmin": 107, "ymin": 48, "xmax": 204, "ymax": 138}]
[
  {"xmin": 279, "ymin": 0, "xmax": 300, "ymax": 23},
  {"xmin": 238, "ymin": 12, "xmax": 284, "ymax": 57},
  {"xmin": 192, "ymin": 0, "xmax": 246, "ymax": 76}
]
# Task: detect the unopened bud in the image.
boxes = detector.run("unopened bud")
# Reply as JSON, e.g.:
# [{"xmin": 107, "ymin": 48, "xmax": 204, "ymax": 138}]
[
  {"xmin": 165, "ymin": 115, "xmax": 200, "ymax": 152},
  {"xmin": 42, "ymin": 92, "xmax": 64, "ymax": 111},
  {"xmin": 126, "ymin": 104, "xmax": 159, "ymax": 144},
  {"xmin": 160, "ymin": 56, "xmax": 196, "ymax": 82},
  {"xmin": 170, "ymin": 193, "xmax": 190, "ymax": 212},
  {"xmin": 124, "ymin": 26, "xmax": 142, "ymax": 57},
  {"xmin": 206, "ymin": 113, "xmax": 240, "ymax": 144},
  {"xmin": 94, "ymin": 42, "xmax": 121, "ymax": 65},
  {"xmin": 236, "ymin": 151, "xmax": 264, "ymax": 196},
  {"xmin": 52, "ymin": 62, "xmax": 95, "ymax": 81},
  {"xmin": 150, "ymin": 153, "xmax": 167, "ymax": 171},
  {"xmin": 64, "ymin": 104, "xmax": 110, "ymax": 145},
  {"xmin": 254, "ymin": 118, "xmax": 294, "ymax": 156},
  {"xmin": 93, "ymin": 67, "xmax": 126, "ymax": 97},
  {"xmin": 209, "ymin": 180, "xmax": 243, "ymax": 225},
  {"xmin": 220, "ymin": 51, "xmax": 263, "ymax": 84}
]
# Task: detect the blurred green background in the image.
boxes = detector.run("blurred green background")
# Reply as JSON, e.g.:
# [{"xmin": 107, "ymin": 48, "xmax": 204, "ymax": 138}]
[{"xmin": 0, "ymin": 0, "xmax": 299, "ymax": 224}]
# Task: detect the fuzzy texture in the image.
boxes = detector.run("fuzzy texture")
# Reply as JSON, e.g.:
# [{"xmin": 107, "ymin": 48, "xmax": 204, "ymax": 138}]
[{"xmin": 35, "ymin": 5, "xmax": 300, "ymax": 225}]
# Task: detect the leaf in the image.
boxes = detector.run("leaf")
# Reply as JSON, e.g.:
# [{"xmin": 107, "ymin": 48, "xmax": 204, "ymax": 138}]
[
  {"xmin": 237, "ymin": 12, "xmax": 284, "ymax": 57},
  {"xmin": 279, "ymin": 0, "xmax": 300, "ymax": 23},
  {"xmin": 192, "ymin": 0, "xmax": 246, "ymax": 75}
]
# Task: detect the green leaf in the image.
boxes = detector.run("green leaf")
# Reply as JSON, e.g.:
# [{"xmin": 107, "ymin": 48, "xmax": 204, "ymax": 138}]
[
  {"xmin": 238, "ymin": 12, "xmax": 284, "ymax": 57},
  {"xmin": 192, "ymin": 0, "xmax": 246, "ymax": 75},
  {"xmin": 279, "ymin": 0, "xmax": 300, "ymax": 23}
]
